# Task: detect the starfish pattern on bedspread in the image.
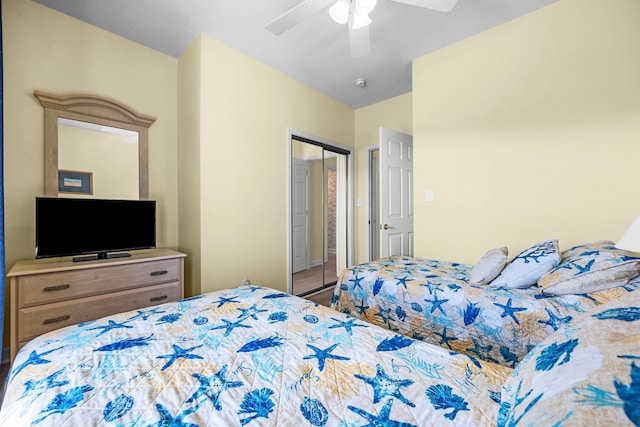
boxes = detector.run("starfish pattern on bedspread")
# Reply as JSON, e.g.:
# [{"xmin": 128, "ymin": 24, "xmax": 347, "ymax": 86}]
[
  {"xmin": 127, "ymin": 307, "xmax": 166, "ymax": 321},
  {"xmin": 494, "ymin": 298, "xmax": 527, "ymax": 325},
  {"xmin": 237, "ymin": 304, "xmax": 268, "ymax": 320},
  {"xmin": 211, "ymin": 295, "xmax": 241, "ymax": 307},
  {"xmin": 328, "ymin": 317, "xmax": 369, "ymax": 335},
  {"xmin": 210, "ymin": 318, "xmax": 252, "ymax": 336},
  {"xmin": 348, "ymin": 399, "xmax": 417, "ymax": 427},
  {"xmin": 156, "ymin": 344, "xmax": 204, "ymax": 371},
  {"xmin": 304, "ymin": 343, "xmax": 350, "ymax": 372},
  {"xmin": 186, "ymin": 366, "xmax": 243, "ymax": 410},
  {"xmin": 87, "ymin": 320, "xmax": 133, "ymax": 336},
  {"xmin": 355, "ymin": 364, "xmax": 416, "ymax": 407},
  {"xmin": 424, "ymin": 293, "xmax": 449, "ymax": 315}
]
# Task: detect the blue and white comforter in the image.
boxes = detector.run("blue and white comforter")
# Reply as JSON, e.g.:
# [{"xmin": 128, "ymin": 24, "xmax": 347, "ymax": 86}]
[
  {"xmin": 332, "ymin": 257, "xmax": 640, "ymax": 367},
  {"xmin": 0, "ymin": 286, "xmax": 512, "ymax": 426}
]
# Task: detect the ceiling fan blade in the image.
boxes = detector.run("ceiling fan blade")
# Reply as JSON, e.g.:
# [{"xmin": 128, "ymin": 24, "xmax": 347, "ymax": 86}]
[
  {"xmin": 266, "ymin": 0, "xmax": 335, "ymax": 35},
  {"xmin": 348, "ymin": 24, "xmax": 371, "ymax": 58},
  {"xmin": 389, "ymin": 0, "xmax": 458, "ymax": 12}
]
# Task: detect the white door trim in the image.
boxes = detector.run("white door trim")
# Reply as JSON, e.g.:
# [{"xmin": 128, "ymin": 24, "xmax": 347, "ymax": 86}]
[
  {"xmin": 286, "ymin": 129, "xmax": 354, "ymax": 294},
  {"xmin": 365, "ymin": 144, "xmax": 378, "ymax": 262}
]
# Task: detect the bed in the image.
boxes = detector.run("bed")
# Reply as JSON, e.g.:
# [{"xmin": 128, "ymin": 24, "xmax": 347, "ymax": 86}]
[
  {"xmin": 331, "ymin": 240, "xmax": 640, "ymax": 367},
  {"xmin": 0, "ymin": 285, "xmax": 511, "ymax": 426}
]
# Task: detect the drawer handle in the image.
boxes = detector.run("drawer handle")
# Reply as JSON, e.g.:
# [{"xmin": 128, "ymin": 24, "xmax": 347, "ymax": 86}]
[
  {"xmin": 150, "ymin": 295, "xmax": 168, "ymax": 302},
  {"xmin": 43, "ymin": 315, "xmax": 70, "ymax": 325},
  {"xmin": 43, "ymin": 284, "xmax": 71, "ymax": 292},
  {"xmin": 150, "ymin": 270, "xmax": 168, "ymax": 276}
]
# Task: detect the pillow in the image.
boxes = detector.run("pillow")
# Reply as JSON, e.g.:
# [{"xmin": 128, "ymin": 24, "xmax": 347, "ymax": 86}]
[
  {"xmin": 497, "ymin": 289, "xmax": 640, "ymax": 426},
  {"xmin": 468, "ymin": 246, "xmax": 508, "ymax": 285},
  {"xmin": 538, "ymin": 240, "xmax": 640, "ymax": 296},
  {"xmin": 489, "ymin": 239, "xmax": 560, "ymax": 289}
]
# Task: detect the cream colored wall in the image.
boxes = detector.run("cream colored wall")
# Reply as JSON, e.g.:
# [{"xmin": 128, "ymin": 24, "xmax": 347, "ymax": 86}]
[
  {"xmin": 3, "ymin": 0, "xmax": 179, "ymax": 343},
  {"xmin": 177, "ymin": 36, "xmax": 203, "ymax": 297},
  {"xmin": 354, "ymin": 93, "xmax": 412, "ymax": 263},
  {"xmin": 413, "ymin": 0, "xmax": 640, "ymax": 264},
  {"xmin": 180, "ymin": 35, "xmax": 354, "ymax": 294}
]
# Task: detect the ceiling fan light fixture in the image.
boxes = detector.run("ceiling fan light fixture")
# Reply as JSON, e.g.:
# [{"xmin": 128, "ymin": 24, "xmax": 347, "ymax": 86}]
[
  {"xmin": 355, "ymin": 0, "xmax": 377, "ymax": 15},
  {"xmin": 329, "ymin": 0, "xmax": 350, "ymax": 25},
  {"xmin": 351, "ymin": 12, "xmax": 372, "ymax": 29}
]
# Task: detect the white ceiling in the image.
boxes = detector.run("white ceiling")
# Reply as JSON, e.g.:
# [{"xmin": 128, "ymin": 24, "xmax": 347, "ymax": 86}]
[{"xmin": 34, "ymin": 0, "xmax": 558, "ymax": 109}]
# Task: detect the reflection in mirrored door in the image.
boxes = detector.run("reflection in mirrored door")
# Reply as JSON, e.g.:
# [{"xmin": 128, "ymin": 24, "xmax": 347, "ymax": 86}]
[
  {"xmin": 369, "ymin": 148, "xmax": 380, "ymax": 261},
  {"xmin": 291, "ymin": 137, "xmax": 349, "ymax": 297}
]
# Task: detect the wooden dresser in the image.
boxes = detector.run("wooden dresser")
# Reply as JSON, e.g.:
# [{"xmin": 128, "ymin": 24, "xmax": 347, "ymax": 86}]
[{"xmin": 8, "ymin": 248, "xmax": 186, "ymax": 361}]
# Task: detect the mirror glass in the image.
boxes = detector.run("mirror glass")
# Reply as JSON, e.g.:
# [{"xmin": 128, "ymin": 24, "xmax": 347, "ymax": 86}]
[
  {"xmin": 58, "ymin": 118, "xmax": 140, "ymax": 199},
  {"xmin": 291, "ymin": 139, "xmax": 348, "ymax": 297}
]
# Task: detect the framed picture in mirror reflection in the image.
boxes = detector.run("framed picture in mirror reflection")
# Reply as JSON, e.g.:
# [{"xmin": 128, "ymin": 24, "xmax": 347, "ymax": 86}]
[{"xmin": 58, "ymin": 170, "xmax": 93, "ymax": 195}]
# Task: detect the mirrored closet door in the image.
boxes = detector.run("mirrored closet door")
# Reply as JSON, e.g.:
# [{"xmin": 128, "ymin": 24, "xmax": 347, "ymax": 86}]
[{"xmin": 291, "ymin": 137, "xmax": 349, "ymax": 297}]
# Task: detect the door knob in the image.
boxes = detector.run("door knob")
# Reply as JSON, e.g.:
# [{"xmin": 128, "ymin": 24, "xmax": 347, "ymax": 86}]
[{"xmin": 381, "ymin": 224, "xmax": 393, "ymax": 230}]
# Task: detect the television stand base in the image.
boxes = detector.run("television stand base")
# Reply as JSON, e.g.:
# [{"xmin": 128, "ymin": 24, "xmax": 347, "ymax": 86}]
[{"xmin": 73, "ymin": 252, "xmax": 132, "ymax": 262}]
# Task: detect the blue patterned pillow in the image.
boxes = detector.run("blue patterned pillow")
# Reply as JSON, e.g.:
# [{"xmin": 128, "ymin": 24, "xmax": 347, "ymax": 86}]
[
  {"xmin": 490, "ymin": 239, "xmax": 560, "ymax": 289},
  {"xmin": 538, "ymin": 240, "xmax": 640, "ymax": 295},
  {"xmin": 497, "ymin": 289, "xmax": 640, "ymax": 426}
]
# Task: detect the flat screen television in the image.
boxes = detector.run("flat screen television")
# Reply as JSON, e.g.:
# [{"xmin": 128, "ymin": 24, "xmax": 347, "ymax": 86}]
[{"xmin": 36, "ymin": 197, "xmax": 156, "ymax": 262}]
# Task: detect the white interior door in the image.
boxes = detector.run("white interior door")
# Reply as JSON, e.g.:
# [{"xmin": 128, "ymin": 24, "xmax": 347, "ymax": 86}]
[
  {"xmin": 292, "ymin": 157, "xmax": 309, "ymax": 273},
  {"xmin": 379, "ymin": 127, "xmax": 413, "ymax": 257}
]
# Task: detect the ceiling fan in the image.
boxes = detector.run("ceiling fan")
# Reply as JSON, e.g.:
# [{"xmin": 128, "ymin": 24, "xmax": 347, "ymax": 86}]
[{"xmin": 265, "ymin": 0, "xmax": 458, "ymax": 58}]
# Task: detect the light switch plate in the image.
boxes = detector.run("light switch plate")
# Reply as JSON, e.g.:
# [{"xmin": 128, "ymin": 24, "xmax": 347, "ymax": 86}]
[{"xmin": 426, "ymin": 190, "xmax": 435, "ymax": 202}]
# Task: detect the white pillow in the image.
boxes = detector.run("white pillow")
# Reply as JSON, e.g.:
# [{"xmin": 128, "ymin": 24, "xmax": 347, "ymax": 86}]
[
  {"xmin": 468, "ymin": 246, "xmax": 508, "ymax": 285},
  {"xmin": 490, "ymin": 239, "xmax": 560, "ymax": 289}
]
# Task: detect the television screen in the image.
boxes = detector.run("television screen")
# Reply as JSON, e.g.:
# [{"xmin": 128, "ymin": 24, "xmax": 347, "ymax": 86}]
[{"xmin": 36, "ymin": 197, "xmax": 156, "ymax": 261}]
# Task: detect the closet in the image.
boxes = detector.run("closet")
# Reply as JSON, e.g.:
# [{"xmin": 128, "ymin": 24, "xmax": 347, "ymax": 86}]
[{"xmin": 291, "ymin": 136, "xmax": 350, "ymax": 297}]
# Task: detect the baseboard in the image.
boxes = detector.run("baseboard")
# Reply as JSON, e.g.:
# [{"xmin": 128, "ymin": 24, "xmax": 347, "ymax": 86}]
[
  {"xmin": 309, "ymin": 258, "xmax": 323, "ymax": 268},
  {"xmin": 309, "ymin": 257, "xmax": 331, "ymax": 268}
]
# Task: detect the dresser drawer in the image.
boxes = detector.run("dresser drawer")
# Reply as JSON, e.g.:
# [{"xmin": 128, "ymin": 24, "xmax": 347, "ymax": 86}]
[
  {"xmin": 18, "ymin": 258, "xmax": 181, "ymax": 307},
  {"xmin": 18, "ymin": 281, "xmax": 181, "ymax": 342}
]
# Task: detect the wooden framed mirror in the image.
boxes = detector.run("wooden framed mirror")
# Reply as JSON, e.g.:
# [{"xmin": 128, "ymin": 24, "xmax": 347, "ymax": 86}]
[{"xmin": 35, "ymin": 91, "xmax": 156, "ymax": 199}]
